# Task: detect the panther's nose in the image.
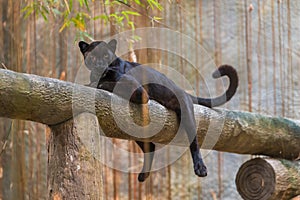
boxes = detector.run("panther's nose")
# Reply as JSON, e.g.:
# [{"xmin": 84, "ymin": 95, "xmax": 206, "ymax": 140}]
[{"xmin": 97, "ymin": 60, "xmax": 104, "ymax": 66}]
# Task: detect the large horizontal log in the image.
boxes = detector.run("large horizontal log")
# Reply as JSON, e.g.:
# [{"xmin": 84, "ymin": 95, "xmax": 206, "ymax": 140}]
[
  {"xmin": 236, "ymin": 158, "xmax": 300, "ymax": 200},
  {"xmin": 0, "ymin": 69, "xmax": 300, "ymax": 159}
]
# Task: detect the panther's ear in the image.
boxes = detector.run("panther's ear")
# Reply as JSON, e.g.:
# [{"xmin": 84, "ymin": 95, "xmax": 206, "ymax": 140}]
[
  {"xmin": 79, "ymin": 41, "xmax": 89, "ymax": 54},
  {"xmin": 108, "ymin": 39, "xmax": 117, "ymax": 53}
]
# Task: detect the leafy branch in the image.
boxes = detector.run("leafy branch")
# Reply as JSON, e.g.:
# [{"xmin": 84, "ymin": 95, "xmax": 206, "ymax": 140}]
[
  {"xmin": 22, "ymin": 0, "xmax": 164, "ymax": 41},
  {"xmin": 116, "ymin": 0, "xmax": 167, "ymax": 28}
]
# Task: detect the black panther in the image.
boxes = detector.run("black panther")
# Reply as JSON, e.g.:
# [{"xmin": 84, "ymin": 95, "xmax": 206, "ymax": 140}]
[{"xmin": 79, "ymin": 39, "xmax": 238, "ymax": 182}]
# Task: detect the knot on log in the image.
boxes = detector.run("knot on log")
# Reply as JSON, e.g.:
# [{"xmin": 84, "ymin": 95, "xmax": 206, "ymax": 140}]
[{"xmin": 236, "ymin": 158, "xmax": 300, "ymax": 200}]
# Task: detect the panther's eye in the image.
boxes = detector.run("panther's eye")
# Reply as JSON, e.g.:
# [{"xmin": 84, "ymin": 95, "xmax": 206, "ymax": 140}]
[{"xmin": 103, "ymin": 53, "xmax": 109, "ymax": 59}]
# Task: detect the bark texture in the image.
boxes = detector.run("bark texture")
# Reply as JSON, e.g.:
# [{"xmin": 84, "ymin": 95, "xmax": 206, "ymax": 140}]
[
  {"xmin": 236, "ymin": 158, "xmax": 300, "ymax": 200},
  {"xmin": 47, "ymin": 113, "xmax": 103, "ymax": 200},
  {"xmin": 0, "ymin": 69, "xmax": 300, "ymax": 159}
]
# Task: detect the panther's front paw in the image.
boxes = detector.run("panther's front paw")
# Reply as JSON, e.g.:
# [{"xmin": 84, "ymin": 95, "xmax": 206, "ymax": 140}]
[
  {"xmin": 85, "ymin": 82, "xmax": 98, "ymax": 88},
  {"xmin": 138, "ymin": 172, "xmax": 150, "ymax": 182},
  {"xmin": 194, "ymin": 162, "xmax": 207, "ymax": 177}
]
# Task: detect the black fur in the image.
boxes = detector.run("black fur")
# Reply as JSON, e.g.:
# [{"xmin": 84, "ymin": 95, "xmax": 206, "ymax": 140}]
[{"xmin": 79, "ymin": 40, "xmax": 238, "ymax": 182}]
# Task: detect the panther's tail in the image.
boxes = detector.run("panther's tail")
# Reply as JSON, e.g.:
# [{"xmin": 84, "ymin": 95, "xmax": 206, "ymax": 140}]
[{"xmin": 190, "ymin": 65, "xmax": 238, "ymax": 108}]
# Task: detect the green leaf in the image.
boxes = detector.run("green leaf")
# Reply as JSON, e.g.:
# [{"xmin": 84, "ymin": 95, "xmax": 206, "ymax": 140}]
[
  {"xmin": 147, "ymin": 0, "xmax": 163, "ymax": 11},
  {"xmin": 52, "ymin": 8, "xmax": 61, "ymax": 16},
  {"xmin": 122, "ymin": 10, "xmax": 141, "ymax": 16},
  {"xmin": 109, "ymin": 13, "xmax": 124, "ymax": 23},
  {"xmin": 153, "ymin": 16, "xmax": 163, "ymax": 21},
  {"xmin": 127, "ymin": 21, "xmax": 135, "ymax": 30},
  {"xmin": 69, "ymin": 0, "xmax": 73, "ymax": 11},
  {"xmin": 39, "ymin": 7, "xmax": 49, "ymax": 21},
  {"xmin": 133, "ymin": 0, "xmax": 143, "ymax": 6},
  {"xmin": 59, "ymin": 19, "xmax": 71, "ymax": 32},
  {"xmin": 93, "ymin": 15, "xmax": 102, "ymax": 20},
  {"xmin": 21, "ymin": 4, "xmax": 31, "ymax": 13},
  {"xmin": 99, "ymin": 14, "xmax": 109, "ymax": 22},
  {"xmin": 71, "ymin": 18, "xmax": 86, "ymax": 31},
  {"xmin": 131, "ymin": 35, "xmax": 142, "ymax": 41},
  {"xmin": 22, "ymin": 5, "xmax": 35, "ymax": 19},
  {"xmin": 122, "ymin": 12, "xmax": 129, "ymax": 22},
  {"xmin": 78, "ymin": 0, "xmax": 83, "ymax": 7},
  {"xmin": 82, "ymin": 31, "xmax": 94, "ymax": 41},
  {"xmin": 41, "ymin": 5, "xmax": 50, "ymax": 14},
  {"xmin": 75, "ymin": 30, "xmax": 94, "ymax": 42},
  {"xmin": 104, "ymin": 0, "xmax": 111, "ymax": 5},
  {"xmin": 63, "ymin": 0, "xmax": 71, "ymax": 14},
  {"xmin": 111, "ymin": 0, "xmax": 122, "ymax": 6},
  {"xmin": 78, "ymin": 0, "xmax": 89, "ymax": 10}
]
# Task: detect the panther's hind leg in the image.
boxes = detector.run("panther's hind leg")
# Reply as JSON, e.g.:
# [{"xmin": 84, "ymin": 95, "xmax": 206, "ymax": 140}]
[
  {"xmin": 181, "ymin": 117, "xmax": 208, "ymax": 177},
  {"xmin": 135, "ymin": 141, "xmax": 155, "ymax": 182},
  {"xmin": 179, "ymin": 100, "xmax": 208, "ymax": 177},
  {"xmin": 189, "ymin": 137, "xmax": 207, "ymax": 177}
]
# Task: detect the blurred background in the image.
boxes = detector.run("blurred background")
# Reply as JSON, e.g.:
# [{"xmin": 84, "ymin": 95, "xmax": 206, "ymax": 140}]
[{"xmin": 0, "ymin": 0, "xmax": 300, "ymax": 199}]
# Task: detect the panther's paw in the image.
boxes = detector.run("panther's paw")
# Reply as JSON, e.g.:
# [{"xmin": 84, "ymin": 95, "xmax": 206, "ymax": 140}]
[
  {"xmin": 194, "ymin": 162, "xmax": 207, "ymax": 177},
  {"xmin": 138, "ymin": 172, "xmax": 150, "ymax": 182},
  {"xmin": 85, "ymin": 82, "xmax": 98, "ymax": 88}
]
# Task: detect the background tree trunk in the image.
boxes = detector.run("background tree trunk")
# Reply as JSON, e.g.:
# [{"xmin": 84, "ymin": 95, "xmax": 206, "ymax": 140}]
[
  {"xmin": 48, "ymin": 113, "xmax": 103, "ymax": 200},
  {"xmin": 236, "ymin": 158, "xmax": 300, "ymax": 200}
]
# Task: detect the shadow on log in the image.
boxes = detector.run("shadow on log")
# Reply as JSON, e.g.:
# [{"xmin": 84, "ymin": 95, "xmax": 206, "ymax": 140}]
[{"xmin": 236, "ymin": 158, "xmax": 300, "ymax": 200}]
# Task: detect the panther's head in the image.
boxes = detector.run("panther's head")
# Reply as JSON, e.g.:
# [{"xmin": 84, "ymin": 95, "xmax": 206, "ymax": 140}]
[{"xmin": 79, "ymin": 39, "xmax": 117, "ymax": 71}]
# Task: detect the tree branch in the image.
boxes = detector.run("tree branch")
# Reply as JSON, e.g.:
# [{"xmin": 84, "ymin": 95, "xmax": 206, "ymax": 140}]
[{"xmin": 0, "ymin": 69, "xmax": 300, "ymax": 160}]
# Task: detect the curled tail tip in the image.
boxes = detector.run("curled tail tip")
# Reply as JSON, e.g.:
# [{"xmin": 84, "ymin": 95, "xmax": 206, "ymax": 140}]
[
  {"xmin": 212, "ymin": 64, "xmax": 237, "ymax": 79},
  {"xmin": 195, "ymin": 64, "xmax": 238, "ymax": 107},
  {"xmin": 212, "ymin": 71, "xmax": 221, "ymax": 79}
]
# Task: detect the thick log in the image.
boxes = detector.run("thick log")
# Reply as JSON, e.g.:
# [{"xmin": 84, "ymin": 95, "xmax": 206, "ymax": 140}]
[
  {"xmin": 47, "ymin": 113, "xmax": 103, "ymax": 200},
  {"xmin": 236, "ymin": 158, "xmax": 300, "ymax": 200},
  {"xmin": 0, "ymin": 69, "xmax": 300, "ymax": 159}
]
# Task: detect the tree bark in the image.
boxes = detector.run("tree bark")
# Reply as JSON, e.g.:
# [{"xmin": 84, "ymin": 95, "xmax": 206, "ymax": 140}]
[
  {"xmin": 0, "ymin": 69, "xmax": 300, "ymax": 160},
  {"xmin": 236, "ymin": 158, "xmax": 300, "ymax": 200},
  {"xmin": 47, "ymin": 113, "xmax": 103, "ymax": 200}
]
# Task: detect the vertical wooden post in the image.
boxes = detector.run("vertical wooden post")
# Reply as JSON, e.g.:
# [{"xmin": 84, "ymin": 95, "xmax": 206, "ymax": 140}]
[{"xmin": 48, "ymin": 113, "xmax": 103, "ymax": 200}]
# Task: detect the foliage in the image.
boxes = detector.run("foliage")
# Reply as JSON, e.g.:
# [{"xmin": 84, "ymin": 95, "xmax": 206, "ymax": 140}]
[{"xmin": 22, "ymin": 0, "xmax": 164, "ymax": 41}]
